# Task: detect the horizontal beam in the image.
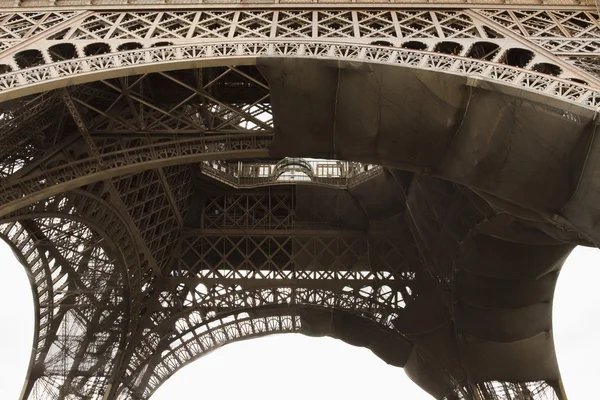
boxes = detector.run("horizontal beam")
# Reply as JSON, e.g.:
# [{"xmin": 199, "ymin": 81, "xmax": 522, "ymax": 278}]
[
  {"xmin": 184, "ymin": 228, "xmax": 367, "ymax": 236},
  {"xmin": 0, "ymin": 3, "xmax": 595, "ymax": 12},
  {"xmin": 90, "ymin": 130, "xmax": 275, "ymax": 136},
  {"xmin": 164, "ymin": 277, "xmax": 406, "ymax": 289}
]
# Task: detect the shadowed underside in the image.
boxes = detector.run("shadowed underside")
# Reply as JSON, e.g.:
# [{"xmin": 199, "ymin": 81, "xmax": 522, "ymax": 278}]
[{"xmin": 1, "ymin": 4, "xmax": 599, "ymax": 400}]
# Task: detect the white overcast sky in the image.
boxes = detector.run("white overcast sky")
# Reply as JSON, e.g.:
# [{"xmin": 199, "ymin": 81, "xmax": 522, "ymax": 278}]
[{"xmin": 0, "ymin": 243, "xmax": 598, "ymax": 399}]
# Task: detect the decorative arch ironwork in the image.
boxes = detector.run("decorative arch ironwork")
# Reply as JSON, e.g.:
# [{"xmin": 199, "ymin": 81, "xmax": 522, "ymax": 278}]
[
  {"xmin": 118, "ymin": 283, "xmax": 420, "ymax": 399},
  {"xmin": 0, "ymin": 41, "xmax": 598, "ymax": 107}
]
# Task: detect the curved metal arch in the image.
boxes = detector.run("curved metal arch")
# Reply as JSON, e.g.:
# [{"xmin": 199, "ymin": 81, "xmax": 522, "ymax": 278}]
[
  {"xmin": 273, "ymin": 157, "xmax": 315, "ymax": 180},
  {"xmin": 0, "ymin": 215, "xmax": 127, "ymax": 399},
  {"xmin": 0, "ymin": 135, "xmax": 271, "ymax": 218},
  {"xmin": 155, "ymin": 283, "xmax": 408, "ymax": 335},
  {"xmin": 0, "ymin": 40, "xmax": 598, "ymax": 107},
  {"xmin": 124, "ymin": 282, "xmax": 411, "ymax": 370},
  {"xmin": 113, "ymin": 273, "xmax": 487, "ymax": 400},
  {"xmin": 0, "ymin": 228, "xmax": 48, "ymax": 398},
  {"xmin": 122, "ymin": 301, "xmax": 424, "ymax": 400},
  {"xmin": 0, "ymin": 189, "xmax": 147, "ymax": 400},
  {"xmin": 2, "ymin": 189, "xmax": 143, "ymax": 306},
  {"xmin": 140, "ymin": 310, "xmax": 303, "ymax": 399}
]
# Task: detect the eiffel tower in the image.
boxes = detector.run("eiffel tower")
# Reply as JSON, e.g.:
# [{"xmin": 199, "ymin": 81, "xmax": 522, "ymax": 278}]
[{"xmin": 1, "ymin": 1, "xmax": 599, "ymax": 398}]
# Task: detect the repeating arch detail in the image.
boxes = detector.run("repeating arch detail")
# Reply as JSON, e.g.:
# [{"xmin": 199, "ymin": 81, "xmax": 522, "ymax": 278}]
[{"xmin": 0, "ymin": 41, "xmax": 597, "ymax": 107}]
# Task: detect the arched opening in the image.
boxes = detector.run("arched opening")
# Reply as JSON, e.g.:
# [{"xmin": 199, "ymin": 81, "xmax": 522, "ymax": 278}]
[
  {"xmin": 152, "ymin": 335, "xmax": 432, "ymax": 399},
  {"xmin": 152, "ymin": 41, "xmax": 174, "ymax": 48},
  {"xmin": 500, "ymin": 48, "xmax": 535, "ymax": 68},
  {"xmin": 370, "ymin": 40, "xmax": 394, "ymax": 47},
  {"xmin": 117, "ymin": 42, "xmax": 144, "ymax": 52},
  {"xmin": 466, "ymin": 42, "xmax": 500, "ymax": 61},
  {"xmin": 14, "ymin": 49, "xmax": 45, "ymax": 69},
  {"xmin": 273, "ymin": 158, "xmax": 315, "ymax": 182},
  {"xmin": 532, "ymin": 63, "xmax": 562, "ymax": 77},
  {"xmin": 554, "ymin": 246, "xmax": 600, "ymax": 399},
  {"xmin": 0, "ymin": 202, "xmax": 131, "ymax": 400},
  {"xmin": 433, "ymin": 41, "xmax": 463, "ymax": 55},
  {"xmin": 401, "ymin": 41, "xmax": 428, "ymax": 51},
  {"xmin": 0, "ymin": 64, "xmax": 11, "ymax": 74},
  {"xmin": 48, "ymin": 43, "xmax": 77, "ymax": 62},
  {"xmin": 568, "ymin": 77, "xmax": 588, "ymax": 85},
  {"xmin": 84, "ymin": 42, "xmax": 111, "ymax": 56},
  {"xmin": 123, "ymin": 275, "xmax": 430, "ymax": 398}
]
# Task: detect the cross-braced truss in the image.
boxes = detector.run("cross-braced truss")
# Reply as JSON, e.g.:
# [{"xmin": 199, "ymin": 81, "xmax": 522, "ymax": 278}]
[
  {"xmin": 0, "ymin": 3, "xmax": 599, "ymax": 400},
  {"xmin": 0, "ymin": 8, "xmax": 599, "ymax": 101}
]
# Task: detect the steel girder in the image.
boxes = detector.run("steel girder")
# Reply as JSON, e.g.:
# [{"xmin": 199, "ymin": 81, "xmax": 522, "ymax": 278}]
[{"xmin": 0, "ymin": 4, "xmax": 599, "ymax": 400}]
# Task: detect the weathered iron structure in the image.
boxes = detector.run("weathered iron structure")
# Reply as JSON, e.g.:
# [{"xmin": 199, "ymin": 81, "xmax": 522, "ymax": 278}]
[{"xmin": 1, "ymin": 1, "xmax": 599, "ymax": 399}]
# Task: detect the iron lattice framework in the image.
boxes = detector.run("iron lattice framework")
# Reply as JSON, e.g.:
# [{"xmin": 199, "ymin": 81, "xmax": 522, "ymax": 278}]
[{"xmin": 1, "ymin": 2, "xmax": 600, "ymax": 400}]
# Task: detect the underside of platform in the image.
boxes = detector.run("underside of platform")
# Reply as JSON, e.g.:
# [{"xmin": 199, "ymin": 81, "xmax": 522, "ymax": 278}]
[{"xmin": 0, "ymin": 5, "xmax": 599, "ymax": 400}]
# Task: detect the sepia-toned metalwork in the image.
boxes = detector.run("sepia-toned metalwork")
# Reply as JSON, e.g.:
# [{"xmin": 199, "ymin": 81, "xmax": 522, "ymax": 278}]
[{"xmin": 1, "ymin": 1, "xmax": 599, "ymax": 399}]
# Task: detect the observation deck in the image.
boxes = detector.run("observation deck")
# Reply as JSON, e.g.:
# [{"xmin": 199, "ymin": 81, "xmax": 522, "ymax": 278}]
[{"xmin": 202, "ymin": 158, "xmax": 382, "ymax": 188}]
